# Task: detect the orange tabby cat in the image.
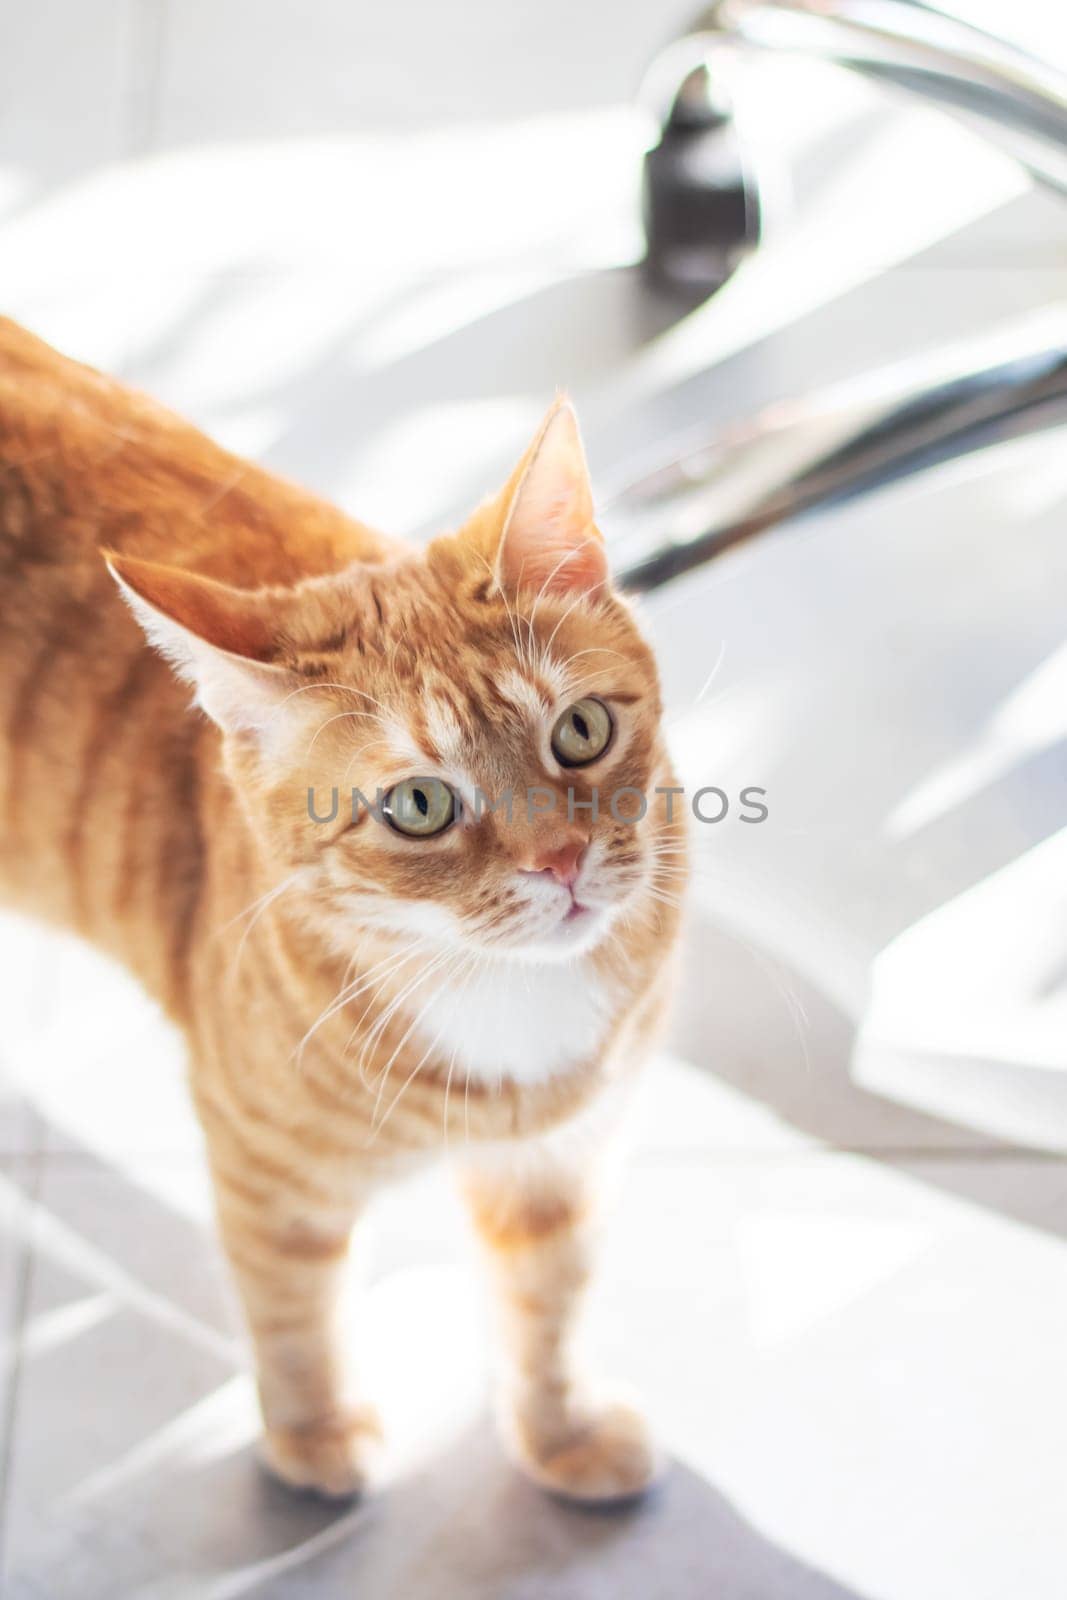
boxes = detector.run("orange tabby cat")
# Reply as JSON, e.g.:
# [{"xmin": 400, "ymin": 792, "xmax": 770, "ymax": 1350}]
[{"xmin": 0, "ymin": 317, "xmax": 685, "ymax": 1502}]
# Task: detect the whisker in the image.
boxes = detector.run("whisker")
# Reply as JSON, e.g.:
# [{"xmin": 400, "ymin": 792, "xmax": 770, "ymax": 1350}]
[
  {"xmin": 293, "ymin": 937, "xmax": 429, "ymax": 1069},
  {"xmin": 355, "ymin": 944, "xmax": 455, "ymax": 1088},
  {"xmin": 305, "ymin": 707, "xmax": 390, "ymax": 758},
  {"xmin": 223, "ymin": 873, "xmax": 303, "ymax": 984},
  {"xmin": 373, "ymin": 950, "xmax": 479, "ymax": 1140},
  {"xmin": 472, "ymin": 551, "xmax": 527, "ymax": 668},
  {"xmin": 210, "ymin": 871, "xmax": 302, "ymax": 944},
  {"xmin": 263, "ymin": 680, "xmax": 375, "ymax": 729},
  {"xmin": 364, "ymin": 947, "xmax": 460, "ymax": 1124},
  {"xmin": 695, "ymin": 640, "xmax": 727, "ymax": 706},
  {"xmin": 560, "ymin": 645, "xmax": 627, "ymax": 669},
  {"xmin": 441, "ymin": 951, "xmax": 483, "ymax": 1149},
  {"xmin": 541, "ymin": 581, "xmax": 592, "ymax": 665},
  {"xmin": 341, "ymin": 736, "xmax": 387, "ymax": 785},
  {"xmin": 527, "ymin": 535, "xmax": 601, "ymax": 654}
]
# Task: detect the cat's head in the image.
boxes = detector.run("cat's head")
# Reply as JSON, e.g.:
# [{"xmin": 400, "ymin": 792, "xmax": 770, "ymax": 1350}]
[{"xmin": 108, "ymin": 400, "xmax": 676, "ymax": 964}]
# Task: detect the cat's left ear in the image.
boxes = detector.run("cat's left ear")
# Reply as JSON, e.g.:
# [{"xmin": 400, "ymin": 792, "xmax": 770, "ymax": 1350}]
[
  {"xmin": 104, "ymin": 552, "xmax": 302, "ymax": 741},
  {"xmin": 496, "ymin": 398, "xmax": 609, "ymax": 599}
]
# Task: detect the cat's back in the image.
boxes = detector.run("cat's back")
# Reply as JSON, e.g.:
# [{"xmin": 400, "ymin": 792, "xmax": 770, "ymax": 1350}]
[
  {"xmin": 0, "ymin": 316, "xmax": 387, "ymax": 583},
  {"xmin": 0, "ymin": 317, "xmax": 389, "ymax": 995}
]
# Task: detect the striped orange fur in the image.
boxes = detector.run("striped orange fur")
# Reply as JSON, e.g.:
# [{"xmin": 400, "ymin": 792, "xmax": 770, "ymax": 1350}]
[{"xmin": 0, "ymin": 318, "xmax": 686, "ymax": 1502}]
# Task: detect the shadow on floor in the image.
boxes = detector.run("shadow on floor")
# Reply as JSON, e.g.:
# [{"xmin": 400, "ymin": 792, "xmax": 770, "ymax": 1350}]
[
  {"xmin": 0, "ymin": 1125, "xmax": 867, "ymax": 1600},
  {"xmin": 671, "ymin": 909, "xmax": 1067, "ymax": 1237},
  {"xmin": 230, "ymin": 1424, "xmax": 870, "ymax": 1600}
]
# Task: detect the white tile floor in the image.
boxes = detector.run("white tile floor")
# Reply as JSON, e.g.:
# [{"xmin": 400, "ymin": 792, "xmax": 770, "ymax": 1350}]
[{"xmin": 2, "ymin": 2, "xmax": 1067, "ymax": 1595}]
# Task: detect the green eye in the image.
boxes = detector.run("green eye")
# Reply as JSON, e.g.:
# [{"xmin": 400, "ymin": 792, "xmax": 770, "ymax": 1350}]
[
  {"xmin": 382, "ymin": 777, "xmax": 457, "ymax": 838},
  {"xmin": 550, "ymin": 698, "xmax": 613, "ymax": 767}
]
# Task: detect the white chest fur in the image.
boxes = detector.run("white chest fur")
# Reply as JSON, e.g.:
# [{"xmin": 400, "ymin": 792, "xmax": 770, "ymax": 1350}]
[{"xmin": 412, "ymin": 954, "xmax": 614, "ymax": 1087}]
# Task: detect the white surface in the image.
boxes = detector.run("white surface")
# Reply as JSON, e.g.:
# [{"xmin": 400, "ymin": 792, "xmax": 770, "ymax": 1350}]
[{"xmin": 1, "ymin": 1, "xmax": 1066, "ymax": 1596}]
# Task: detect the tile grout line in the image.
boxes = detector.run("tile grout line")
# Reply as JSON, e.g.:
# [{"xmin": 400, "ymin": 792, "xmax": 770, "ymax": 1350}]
[
  {"xmin": 631, "ymin": 1144, "xmax": 1067, "ymax": 1165},
  {"xmin": 0, "ymin": 1123, "xmax": 46, "ymax": 1584},
  {"xmin": 0, "ymin": 1143, "xmax": 1060, "ymax": 1167}
]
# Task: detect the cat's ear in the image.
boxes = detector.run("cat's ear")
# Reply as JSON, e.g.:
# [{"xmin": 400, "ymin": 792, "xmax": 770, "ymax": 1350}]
[
  {"xmin": 104, "ymin": 552, "xmax": 299, "ymax": 739},
  {"xmin": 496, "ymin": 398, "xmax": 609, "ymax": 599}
]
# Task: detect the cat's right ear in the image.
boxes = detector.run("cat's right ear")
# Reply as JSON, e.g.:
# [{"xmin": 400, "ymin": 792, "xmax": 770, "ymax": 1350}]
[
  {"xmin": 494, "ymin": 398, "xmax": 608, "ymax": 601},
  {"xmin": 104, "ymin": 552, "xmax": 301, "ymax": 742}
]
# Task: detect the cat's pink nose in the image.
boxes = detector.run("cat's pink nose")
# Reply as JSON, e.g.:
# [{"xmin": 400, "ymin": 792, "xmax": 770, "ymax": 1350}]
[{"xmin": 527, "ymin": 839, "xmax": 586, "ymax": 888}]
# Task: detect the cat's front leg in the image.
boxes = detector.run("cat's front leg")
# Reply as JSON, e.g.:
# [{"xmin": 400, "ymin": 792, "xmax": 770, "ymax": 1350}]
[
  {"xmin": 208, "ymin": 1148, "xmax": 381, "ymax": 1499},
  {"xmin": 459, "ymin": 1127, "xmax": 661, "ymax": 1504}
]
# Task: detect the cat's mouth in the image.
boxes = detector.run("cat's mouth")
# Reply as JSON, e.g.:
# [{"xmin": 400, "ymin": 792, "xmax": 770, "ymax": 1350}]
[
  {"xmin": 511, "ymin": 894, "xmax": 614, "ymax": 961},
  {"xmin": 499, "ymin": 851, "xmax": 652, "ymax": 960}
]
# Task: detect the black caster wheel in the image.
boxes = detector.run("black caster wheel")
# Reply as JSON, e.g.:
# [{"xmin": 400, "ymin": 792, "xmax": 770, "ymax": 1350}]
[{"xmin": 643, "ymin": 63, "xmax": 761, "ymax": 298}]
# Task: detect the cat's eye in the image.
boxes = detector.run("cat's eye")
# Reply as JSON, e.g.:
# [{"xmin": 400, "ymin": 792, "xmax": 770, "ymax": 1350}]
[
  {"xmin": 550, "ymin": 698, "xmax": 614, "ymax": 767},
  {"xmin": 381, "ymin": 776, "xmax": 457, "ymax": 838}
]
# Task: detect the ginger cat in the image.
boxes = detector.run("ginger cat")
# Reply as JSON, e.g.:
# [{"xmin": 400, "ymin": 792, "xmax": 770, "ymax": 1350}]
[{"xmin": 0, "ymin": 318, "xmax": 685, "ymax": 1503}]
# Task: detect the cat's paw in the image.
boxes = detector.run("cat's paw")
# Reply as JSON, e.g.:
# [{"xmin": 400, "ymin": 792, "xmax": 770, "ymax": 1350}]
[
  {"xmin": 260, "ymin": 1405, "xmax": 383, "ymax": 1499},
  {"xmin": 509, "ymin": 1400, "xmax": 663, "ymax": 1505}
]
